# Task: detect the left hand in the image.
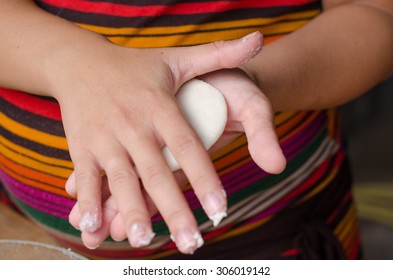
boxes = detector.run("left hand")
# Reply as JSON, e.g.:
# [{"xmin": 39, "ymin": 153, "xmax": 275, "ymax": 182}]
[{"xmin": 67, "ymin": 68, "xmax": 286, "ymax": 249}]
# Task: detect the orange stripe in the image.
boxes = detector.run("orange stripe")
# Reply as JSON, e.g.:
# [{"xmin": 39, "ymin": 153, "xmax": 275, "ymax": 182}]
[
  {"xmin": 0, "ymin": 162, "xmax": 68, "ymax": 197},
  {"xmin": 213, "ymin": 144, "xmax": 251, "ymax": 172},
  {"xmin": 0, "ymin": 154, "xmax": 66, "ymax": 189}
]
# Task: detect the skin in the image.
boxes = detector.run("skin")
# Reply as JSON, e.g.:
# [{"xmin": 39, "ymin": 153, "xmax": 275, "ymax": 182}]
[{"xmin": 1, "ymin": 0, "xmax": 393, "ymax": 253}]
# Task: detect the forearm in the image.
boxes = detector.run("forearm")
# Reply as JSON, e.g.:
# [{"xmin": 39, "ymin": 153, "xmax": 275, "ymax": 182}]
[
  {"xmin": 0, "ymin": 0, "xmax": 109, "ymax": 96},
  {"xmin": 244, "ymin": 0, "xmax": 393, "ymax": 112}
]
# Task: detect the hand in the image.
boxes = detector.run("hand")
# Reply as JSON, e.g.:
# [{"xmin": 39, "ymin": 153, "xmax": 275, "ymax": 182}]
[
  {"xmin": 56, "ymin": 32, "xmax": 263, "ymax": 254},
  {"xmin": 66, "ymin": 67, "xmax": 286, "ymax": 251}
]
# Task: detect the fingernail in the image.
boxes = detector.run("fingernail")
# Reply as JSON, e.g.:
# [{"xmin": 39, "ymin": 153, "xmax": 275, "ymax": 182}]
[
  {"xmin": 85, "ymin": 243, "xmax": 99, "ymax": 250},
  {"xmin": 171, "ymin": 229, "xmax": 204, "ymax": 255},
  {"xmin": 202, "ymin": 189, "xmax": 228, "ymax": 227},
  {"xmin": 79, "ymin": 210, "xmax": 100, "ymax": 233},
  {"xmin": 129, "ymin": 224, "xmax": 155, "ymax": 248}
]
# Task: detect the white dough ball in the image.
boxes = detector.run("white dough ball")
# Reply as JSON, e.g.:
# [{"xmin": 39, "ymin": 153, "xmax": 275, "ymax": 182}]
[{"xmin": 162, "ymin": 79, "xmax": 228, "ymax": 171}]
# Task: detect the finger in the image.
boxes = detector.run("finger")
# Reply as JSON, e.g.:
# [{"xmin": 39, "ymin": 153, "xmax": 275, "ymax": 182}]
[
  {"xmin": 109, "ymin": 188, "xmax": 158, "ymax": 242},
  {"xmin": 81, "ymin": 195, "xmax": 119, "ymax": 249},
  {"xmin": 154, "ymin": 102, "xmax": 228, "ymax": 227},
  {"xmin": 102, "ymin": 152, "xmax": 155, "ymax": 248},
  {"xmin": 126, "ymin": 131, "xmax": 203, "ymax": 254},
  {"xmin": 241, "ymin": 94, "xmax": 286, "ymax": 174},
  {"xmin": 109, "ymin": 213, "xmax": 127, "ymax": 241},
  {"xmin": 66, "ymin": 171, "xmax": 111, "ymax": 200},
  {"xmin": 68, "ymin": 174, "xmax": 111, "ymax": 229},
  {"xmin": 68, "ymin": 201, "xmax": 80, "ymax": 230},
  {"xmin": 69, "ymin": 178, "xmax": 116, "ymax": 249},
  {"xmin": 167, "ymin": 31, "xmax": 263, "ymax": 84},
  {"xmin": 73, "ymin": 153, "xmax": 103, "ymax": 233},
  {"xmin": 65, "ymin": 172, "xmax": 76, "ymax": 197}
]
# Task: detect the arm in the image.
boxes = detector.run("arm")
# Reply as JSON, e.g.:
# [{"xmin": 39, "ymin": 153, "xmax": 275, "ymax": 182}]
[
  {"xmin": 0, "ymin": 0, "xmax": 110, "ymax": 96},
  {"xmin": 243, "ymin": 0, "xmax": 393, "ymax": 112}
]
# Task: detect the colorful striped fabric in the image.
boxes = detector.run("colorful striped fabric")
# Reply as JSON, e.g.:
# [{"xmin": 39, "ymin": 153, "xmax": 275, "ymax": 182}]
[{"xmin": 0, "ymin": 0, "xmax": 362, "ymax": 259}]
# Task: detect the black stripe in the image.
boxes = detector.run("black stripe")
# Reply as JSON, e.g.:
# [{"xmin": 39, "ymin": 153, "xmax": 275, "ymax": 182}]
[
  {"xmin": 0, "ymin": 126, "xmax": 71, "ymax": 160},
  {"xmin": 36, "ymin": 2, "xmax": 320, "ymax": 28},
  {"xmin": 0, "ymin": 148, "xmax": 70, "ymax": 180},
  {"xmin": 0, "ymin": 140, "xmax": 73, "ymax": 171},
  {"xmin": 0, "ymin": 98, "xmax": 65, "ymax": 137},
  {"xmin": 104, "ymin": 16, "xmax": 315, "ymax": 38}
]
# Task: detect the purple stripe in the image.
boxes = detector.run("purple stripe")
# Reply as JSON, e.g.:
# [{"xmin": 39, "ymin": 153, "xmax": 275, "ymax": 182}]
[
  {"xmin": 0, "ymin": 169, "xmax": 75, "ymax": 219},
  {"xmin": 280, "ymin": 112, "xmax": 327, "ymax": 159},
  {"xmin": 221, "ymin": 161, "xmax": 266, "ymax": 194},
  {"xmin": 220, "ymin": 158, "xmax": 268, "ymax": 187}
]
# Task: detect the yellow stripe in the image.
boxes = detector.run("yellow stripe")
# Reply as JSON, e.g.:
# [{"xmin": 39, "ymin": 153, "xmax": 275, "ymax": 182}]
[
  {"xmin": 0, "ymin": 112, "xmax": 68, "ymax": 151},
  {"xmin": 0, "ymin": 142, "xmax": 72, "ymax": 179},
  {"xmin": 76, "ymin": 10, "xmax": 319, "ymax": 36},
  {"xmin": 0, "ymin": 136, "xmax": 73, "ymax": 169},
  {"xmin": 106, "ymin": 20, "xmax": 311, "ymax": 48},
  {"xmin": 335, "ymin": 205, "xmax": 356, "ymax": 241},
  {"xmin": 211, "ymin": 134, "xmax": 247, "ymax": 160}
]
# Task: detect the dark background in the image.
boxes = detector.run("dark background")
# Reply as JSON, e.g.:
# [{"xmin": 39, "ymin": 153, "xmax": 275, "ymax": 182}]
[{"xmin": 339, "ymin": 76, "xmax": 393, "ymax": 259}]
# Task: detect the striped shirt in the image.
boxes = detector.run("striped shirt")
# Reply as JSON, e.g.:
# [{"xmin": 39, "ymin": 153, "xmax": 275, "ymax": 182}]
[{"xmin": 0, "ymin": 0, "xmax": 361, "ymax": 259}]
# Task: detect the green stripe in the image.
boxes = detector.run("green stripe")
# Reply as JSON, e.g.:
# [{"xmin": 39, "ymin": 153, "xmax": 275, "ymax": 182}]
[{"xmin": 9, "ymin": 194, "xmax": 81, "ymax": 236}]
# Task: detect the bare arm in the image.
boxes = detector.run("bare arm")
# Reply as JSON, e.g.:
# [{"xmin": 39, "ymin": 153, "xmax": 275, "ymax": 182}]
[
  {"xmin": 0, "ymin": 0, "xmax": 112, "ymax": 96},
  {"xmin": 243, "ymin": 0, "xmax": 393, "ymax": 112}
]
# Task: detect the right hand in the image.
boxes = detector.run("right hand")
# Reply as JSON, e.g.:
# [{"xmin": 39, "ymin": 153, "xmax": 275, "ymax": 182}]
[{"xmin": 53, "ymin": 32, "xmax": 263, "ymax": 254}]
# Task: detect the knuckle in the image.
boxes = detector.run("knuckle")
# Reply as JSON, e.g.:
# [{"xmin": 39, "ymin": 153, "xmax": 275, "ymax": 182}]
[
  {"xmin": 143, "ymin": 163, "xmax": 166, "ymax": 187},
  {"xmin": 77, "ymin": 199, "xmax": 97, "ymax": 212},
  {"xmin": 123, "ymin": 209, "xmax": 148, "ymax": 225},
  {"xmin": 75, "ymin": 168, "xmax": 101, "ymax": 186},
  {"xmin": 189, "ymin": 171, "xmax": 211, "ymax": 189},
  {"xmin": 173, "ymin": 134, "xmax": 199, "ymax": 158},
  {"xmin": 107, "ymin": 166, "xmax": 136, "ymax": 186},
  {"xmin": 165, "ymin": 208, "xmax": 191, "ymax": 228}
]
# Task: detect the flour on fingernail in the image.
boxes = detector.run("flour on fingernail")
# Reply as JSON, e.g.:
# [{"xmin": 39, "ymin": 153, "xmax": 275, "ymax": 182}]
[{"xmin": 79, "ymin": 210, "xmax": 100, "ymax": 233}]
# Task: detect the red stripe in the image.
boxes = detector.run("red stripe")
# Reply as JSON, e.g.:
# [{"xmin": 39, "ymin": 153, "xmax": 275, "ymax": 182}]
[
  {"xmin": 281, "ymin": 150, "xmax": 345, "ymax": 205},
  {"xmin": 0, "ymin": 88, "xmax": 62, "ymax": 121},
  {"xmin": 281, "ymin": 247, "xmax": 301, "ymax": 257},
  {"xmin": 348, "ymin": 234, "xmax": 361, "ymax": 260},
  {"xmin": 41, "ymin": 0, "xmax": 316, "ymax": 17},
  {"xmin": 279, "ymin": 158, "xmax": 330, "ymax": 204},
  {"xmin": 326, "ymin": 191, "xmax": 351, "ymax": 225}
]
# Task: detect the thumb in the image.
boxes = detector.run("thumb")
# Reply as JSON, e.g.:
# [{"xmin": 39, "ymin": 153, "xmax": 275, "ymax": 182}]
[
  {"xmin": 241, "ymin": 95, "xmax": 287, "ymax": 174},
  {"xmin": 166, "ymin": 31, "xmax": 263, "ymax": 84}
]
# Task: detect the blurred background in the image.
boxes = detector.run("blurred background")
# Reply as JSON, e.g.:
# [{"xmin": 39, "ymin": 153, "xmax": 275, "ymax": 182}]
[{"xmin": 339, "ymin": 76, "xmax": 393, "ymax": 259}]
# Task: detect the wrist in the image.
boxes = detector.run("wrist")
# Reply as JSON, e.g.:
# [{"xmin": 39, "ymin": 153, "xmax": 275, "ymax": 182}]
[{"xmin": 42, "ymin": 31, "xmax": 113, "ymax": 101}]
